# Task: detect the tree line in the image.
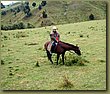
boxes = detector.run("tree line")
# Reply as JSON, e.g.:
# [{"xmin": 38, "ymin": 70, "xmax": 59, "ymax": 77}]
[{"xmin": 1, "ymin": 22, "xmax": 35, "ymax": 30}]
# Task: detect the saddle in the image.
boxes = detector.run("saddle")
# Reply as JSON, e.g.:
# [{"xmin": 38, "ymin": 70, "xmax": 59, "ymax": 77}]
[{"xmin": 51, "ymin": 41, "xmax": 58, "ymax": 52}]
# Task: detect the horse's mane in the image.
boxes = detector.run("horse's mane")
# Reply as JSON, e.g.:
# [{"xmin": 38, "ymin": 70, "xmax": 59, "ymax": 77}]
[{"xmin": 60, "ymin": 41, "xmax": 78, "ymax": 49}]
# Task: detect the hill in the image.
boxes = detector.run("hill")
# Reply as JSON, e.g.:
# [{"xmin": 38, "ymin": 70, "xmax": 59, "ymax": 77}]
[
  {"xmin": 1, "ymin": 20, "xmax": 106, "ymax": 90},
  {"xmin": 1, "ymin": 1, "xmax": 106, "ymax": 29}
]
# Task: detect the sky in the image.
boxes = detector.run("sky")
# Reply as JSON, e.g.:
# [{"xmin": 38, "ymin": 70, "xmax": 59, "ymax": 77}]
[{"xmin": 1, "ymin": 1, "xmax": 21, "ymax": 5}]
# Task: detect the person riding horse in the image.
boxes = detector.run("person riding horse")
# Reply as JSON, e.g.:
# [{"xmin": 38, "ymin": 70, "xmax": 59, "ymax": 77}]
[
  {"xmin": 45, "ymin": 26, "xmax": 81, "ymax": 65},
  {"xmin": 47, "ymin": 26, "xmax": 60, "ymax": 54}
]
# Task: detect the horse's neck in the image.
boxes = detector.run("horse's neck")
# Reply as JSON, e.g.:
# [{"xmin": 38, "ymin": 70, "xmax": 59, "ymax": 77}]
[
  {"xmin": 67, "ymin": 45, "xmax": 77, "ymax": 51},
  {"xmin": 60, "ymin": 41, "xmax": 77, "ymax": 51}
]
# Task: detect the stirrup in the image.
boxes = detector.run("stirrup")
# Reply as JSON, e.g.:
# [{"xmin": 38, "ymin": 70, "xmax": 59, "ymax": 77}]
[{"xmin": 50, "ymin": 52, "xmax": 52, "ymax": 55}]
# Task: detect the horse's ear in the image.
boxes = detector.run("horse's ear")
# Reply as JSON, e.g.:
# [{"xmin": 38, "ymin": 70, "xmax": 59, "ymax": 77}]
[{"xmin": 76, "ymin": 44, "xmax": 78, "ymax": 47}]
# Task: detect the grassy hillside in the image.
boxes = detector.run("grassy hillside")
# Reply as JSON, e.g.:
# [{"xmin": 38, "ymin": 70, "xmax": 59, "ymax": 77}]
[
  {"xmin": 0, "ymin": 20, "xmax": 106, "ymax": 90},
  {"xmin": 1, "ymin": 1, "xmax": 106, "ymax": 28}
]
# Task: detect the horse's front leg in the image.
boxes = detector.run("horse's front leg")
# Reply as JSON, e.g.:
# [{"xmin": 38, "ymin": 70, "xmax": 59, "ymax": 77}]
[{"xmin": 57, "ymin": 54, "xmax": 60, "ymax": 65}]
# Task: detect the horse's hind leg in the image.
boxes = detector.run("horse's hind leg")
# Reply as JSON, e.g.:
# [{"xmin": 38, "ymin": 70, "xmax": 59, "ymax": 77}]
[
  {"xmin": 57, "ymin": 54, "xmax": 60, "ymax": 65},
  {"xmin": 62, "ymin": 52, "xmax": 65, "ymax": 65},
  {"xmin": 47, "ymin": 51, "xmax": 53, "ymax": 64}
]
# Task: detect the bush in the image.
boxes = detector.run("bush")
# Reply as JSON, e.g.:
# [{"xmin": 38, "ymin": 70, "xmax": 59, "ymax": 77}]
[
  {"xmin": 64, "ymin": 53, "xmax": 89, "ymax": 66},
  {"xmin": 79, "ymin": 34, "xmax": 83, "ymax": 37},
  {"xmin": 4, "ymin": 35, "xmax": 8, "ymax": 40},
  {"xmin": 35, "ymin": 61, "xmax": 40, "ymax": 67},
  {"xmin": 59, "ymin": 75, "xmax": 73, "ymax": 88},
  {"xmin": 1, "ymin": 60, "xmax": 4, "ymax": 65}
]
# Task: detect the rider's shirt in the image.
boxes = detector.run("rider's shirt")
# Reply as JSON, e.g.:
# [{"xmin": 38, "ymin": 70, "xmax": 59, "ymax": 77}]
[{"xmin": 50, "ymin": 31, "xmax": 60, "ymax": 42}]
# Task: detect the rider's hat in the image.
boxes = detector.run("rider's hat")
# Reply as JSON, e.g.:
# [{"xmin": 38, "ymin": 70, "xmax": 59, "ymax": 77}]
[{"xmin": 52, "ymin": 26, "xmax": 57, "ymax": 30}]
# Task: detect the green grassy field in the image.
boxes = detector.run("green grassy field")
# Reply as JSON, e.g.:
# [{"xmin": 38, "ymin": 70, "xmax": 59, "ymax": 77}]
[{"xmin": 0, "ymin": 20, "xmax": 106, "ymax": 90}]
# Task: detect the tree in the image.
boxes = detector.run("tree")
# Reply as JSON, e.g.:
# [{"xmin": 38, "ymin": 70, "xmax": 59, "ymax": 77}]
[
  {"xmin": 10, "ymin": 8, "xmax": 15, "ymax": 12},
  {"xmin": 41, "ymin": 1, "xmax": 47, "ymax": 6},
  {"xmin": 1, "ymin": 3, "xmax": 5, "ymax": 9},
  {"xmin": 23, "ymin": 3, "xmax": 32, "ymax": 17},
  {"xmin": 27, "ymin": 23, "xmax": 35, "ymax": 28},
  {"xmin": 32, "ymin": 2, "xmax": 36, "ymax": 7},
  {"xmin": 1, "ymin": 11, "xmax": 6, "ymax": 15},
  {"xmin": 1, "ymin": 25, "xmax": 4, "ymax": 30},
  {"xmin": 25, "ymin": 2, "xmax": 29, "ymax": 5},
  {"xmin": 42, "ymin": 10, "xmax": 47, "ymax": 18},
  {"xmin": 89, "ymin": 14, "xmax": 94, "ymax": 20},
  {"xmin": 14, "ymin": 12, "xmax": 17, "ymax": 17},
  {"xmin": 38, "ymin": 4, "xmax": 42, "ymax": 10},
  {"xmin": 16, "ymin": 7, "xmax": 20, "ymax": 13},
  {"xmin": 18, "ymin": 22, "xmax": 25, "ymax": 29}
]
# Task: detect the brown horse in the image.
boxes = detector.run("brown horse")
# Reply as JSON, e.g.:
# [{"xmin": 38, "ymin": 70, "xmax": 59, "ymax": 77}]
[{"xmin": 44, "ymin": 41, "xmax": 81, "ymax": 65}]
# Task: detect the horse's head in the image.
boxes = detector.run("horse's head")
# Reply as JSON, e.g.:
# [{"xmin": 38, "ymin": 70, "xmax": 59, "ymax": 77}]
[{"xmin": 74, "ymin": 44, "xmax": 81, "ymax": 55}]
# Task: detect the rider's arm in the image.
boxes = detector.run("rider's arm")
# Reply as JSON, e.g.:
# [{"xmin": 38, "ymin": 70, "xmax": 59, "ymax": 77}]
[{"xmin": 50, "ymin": 34, "xmax": 56, "ymax": 41}]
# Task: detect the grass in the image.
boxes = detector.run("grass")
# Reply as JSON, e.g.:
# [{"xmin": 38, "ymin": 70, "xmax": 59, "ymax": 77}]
[{"xmin": 0, "ymin": 19, "xmax": 106, "ymax": 90}]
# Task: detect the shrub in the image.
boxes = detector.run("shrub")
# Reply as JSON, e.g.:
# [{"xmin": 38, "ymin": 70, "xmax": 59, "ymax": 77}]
[
  {"xmin": 1, "ymin": 60, "xmax": 4, "ymax": 65},
  {"xmin": 64, "ymin": 53, "xmax": 89, "ymax": 66},
  {"xmin": 59, "ymin": 75, "xmax": 73, "ymax": 88},
  {"xmin": 4, "ymin": 35, "xmax": 8, "ymax": 39},
  {"xmin": 35, "ymin": 61, "xmax": 40, "ymax": 67},
  {"xmin": 87, "ymin": 35, "xmax": 89, "ymax": 38},
  {"xmin": 79, "ymin": 34, "xmax": 83, "ymax": 37}
]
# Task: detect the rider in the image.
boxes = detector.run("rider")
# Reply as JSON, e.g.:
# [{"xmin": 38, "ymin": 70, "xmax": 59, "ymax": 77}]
[{"xmin": 47, "ymin": 26, "xmax": 60, "ymax": 54}]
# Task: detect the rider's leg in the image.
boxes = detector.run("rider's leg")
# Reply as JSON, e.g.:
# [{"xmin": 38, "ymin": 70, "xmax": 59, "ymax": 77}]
[{"xmin": 47, "ymin": 41, "xmax": 53, "ymax": 54}]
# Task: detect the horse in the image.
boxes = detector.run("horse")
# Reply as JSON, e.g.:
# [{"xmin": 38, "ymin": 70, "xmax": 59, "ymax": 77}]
[{"xmin": 44, "ymin": 41, "xmax": 81, "ymax": 65}]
